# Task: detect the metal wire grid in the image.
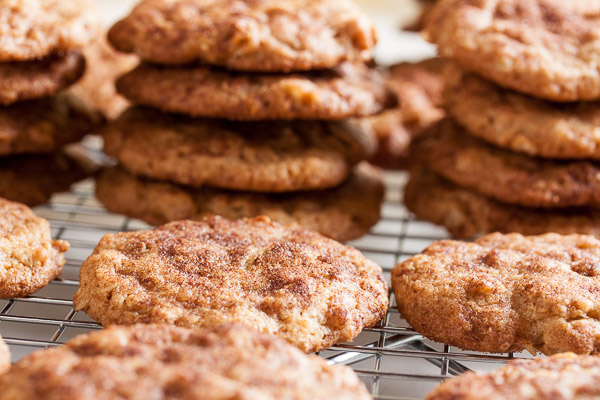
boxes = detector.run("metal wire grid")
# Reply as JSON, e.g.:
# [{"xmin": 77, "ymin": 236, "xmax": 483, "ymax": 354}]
[{"xmin": 0, "ymin": 160, "xmax": 528, "ymax": 400}]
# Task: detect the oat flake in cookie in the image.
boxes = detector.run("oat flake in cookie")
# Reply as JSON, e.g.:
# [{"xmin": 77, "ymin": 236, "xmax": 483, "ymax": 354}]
[
  {"xmin": 108, "ymin": 0, "xmax": 376, "ymax": 71},
  {"xmin": 0, "ymin": 198, "xmax": 69, "ymax": 298},
  {"xmin": 424, "ymin": 0, "xmax": 600, "ymax": 101},
  {"xmin": 73, "ymin": 216, "xmax": 389, "ymax": 353},
  {"xmin": 0, "ymin": 324, "xmax": 372, "ymax": 400},
  {"xmin": 0, "ymin": 0, "xmax": 98, "ymax": 62},
  {"xmin": 427, "ymin": 353, "xmax": 600, "ymax": 400},
  {"xmin": 393, "ymin": 232, "xmax": 600, "ymax": 355}
]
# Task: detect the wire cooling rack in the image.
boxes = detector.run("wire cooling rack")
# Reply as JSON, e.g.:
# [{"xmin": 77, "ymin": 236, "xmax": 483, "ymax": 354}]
[{"xmin": 0, "ymin": 139, "xmax": 528, "ymax": 400}]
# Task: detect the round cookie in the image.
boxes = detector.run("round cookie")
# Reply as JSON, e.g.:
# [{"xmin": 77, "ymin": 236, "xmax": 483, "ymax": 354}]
[
  {"xmin": 103, "ymin": 107, "xmax": 375, "ymax": 193},
  {"xmin": 108, "ymin": 0, "xmax": 376, "ymax": 71},
  {"xmin": 0, "ymin": 150, "xmax": 93, "ymax": 207},
  {"xmin": 393, "ymin": 231, "xmax": 600, "ymax": 355},
  {"xmin": 445, "ymin": 65, "xmax": 600, "ymax": 160},
  {"xmin": 424, "ymin": 0, "xmax": 600, "ymax": 101},
  {"xmin": 0, "ymin": 94, "xmax": 103, "ymax": 157},
  {"xmin": 73, "ymin": 216, "xmax": 389, "ymax": 353},
  {"xmin": 0, "ymin": 324, "xmax": 372, "ymax": 400},
  {"xmin": 366, "ymin": 58, "xmax": 445, "ymax": 169},
  {"xmin": 413, "ymin": 119, "xmax": 600, "ymax": 208},
  {"xmin": 116, "ymin": 62, "xmax": 395, "ymax": 120},
  {"xmin": 69, "ymin": 35, "xmax": 138, "ymax": 119},
  {"xmin": 0, "ymin": 335, "xmax": 8, "ymax": 375},
  {"xmin": 427, "ymin": 353, "xmax": 600, "ymax": 400},
  {"xmin": 404, "ymin": 168, "xmax": 600, "ymax": 238},
  {"xmin": 0, "ymin": 0, "xmax": 98, "ymax": 62},
  {"xmin": 0, "ymin": 52, "xmax": 85, "ymax": 105},
  {"xmin": 95, "ymin": 162, "xmax": 383, "ymax": 242},
  {"xmin": 0, "ymin": 198, "xmax": 69, "ymax": 298}
]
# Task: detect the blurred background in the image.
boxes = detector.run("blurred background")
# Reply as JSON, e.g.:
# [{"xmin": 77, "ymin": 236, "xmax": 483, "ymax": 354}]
[{"xmin": 95, "ymin": 0, "xmax": 436, "ymax": 65}]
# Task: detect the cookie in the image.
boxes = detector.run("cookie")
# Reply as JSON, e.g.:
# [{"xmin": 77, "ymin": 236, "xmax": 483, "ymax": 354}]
[
  {"xmin": 366, "ymin": 58, "xmax": 445, "ymax": 169},
  {"xmin": 427, "ymin": 353, "xmax": 600, "ymax": 400},
  {"xmin": 0, "ymin": 94, "xmax": 103, "ymax": 156},
  {"xmin": 116, "ymin": 62, "xmax": 394, "ymax": 120},
  {"xmin": 424, "ymin": 0, "xmax": 600, "ymax": 101},
  {"xmin": 73, "ymin": 216, "xmax": 389, "ymax": 352},
  {"xmin": 0, "ymin": 150, "xmax": 93, "ymax": 207},
  {"xmin": 108, "ymin": 0, "xmax": 376, "ymax": 71},
  {"xmin": 405, "ymin": 0, "xmax": 438, "ymax": 31},
  {"xmin": 69, "ymin": 35, "xmax": 138, "ymax": 119},
  {"xmin": 95, "ymin": 162, "xmax": 383, "ymax": 242},
  {"xmin": 0, "ymin": 52, "xmax": 85, "ymax": 105},
  {"xmin": 0, "ymin": 324, "xmax": 371, "ymax": 400},
  {"xmin": 0, "ymin": 335, "xmax": 8, "ymax": 375},
  {"xmin": 393, "ymin": 231, "xmax": 600, "ymax": 355},
  {"xmin": 103, "ymin": 107, "xmax": 375, "ymax": 192},
  {"xmin": 0, "ymin": 198, "xmax": 69, "ymax": 298},
  {"xmin": 413, "ymin": 119, "xmax": 600, "ymax": 208},
  {"xmin": 445, "ymin": 64, "xmax": 600, "ymax": 159},
  {"xmin": 0, "ymin": 0, "xmax": 98, "ymax": 62},
  {"xmin": 404, "ymin": 167, "xmax": 600, "ymax": 238}
]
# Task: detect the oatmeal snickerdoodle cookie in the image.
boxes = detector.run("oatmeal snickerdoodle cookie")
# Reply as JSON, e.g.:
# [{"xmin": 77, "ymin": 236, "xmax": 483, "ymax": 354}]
[
  {"xmin": 103, "ymin": 107, "xmax": 375, "ymax": 192},
  {"xmin": 73, "ymin": 216, "xmax": 388, "ymax": 352},
  {"xmin": 0, "ymin": 198, "xmax": 69, "ymax": 298},
  {"xmin": 0, "ymin": 324, "xmax": 372, "ymax": 400},
  {"xmin": 0, "ymin": 94, "xmax": 103, "ymax": 156},
  {"xmin": 424, "ymin": 0, "xmax": 600, "ymax": 101},
  {"xmin": 95, "ymin": 163, "xmax": 383, "ymax": 242},
  {"xmin": 116, "ymin": 62, "xmax": 394, "ymax": 120},
  {"xmin": 445, "ymin": 65, "xmax": 600, "ymax": 160},
  {"xmin": 108, "ymin": 0, "xmax": 376, "ymax": 71},
  {"xmin": 427, "ymin": 353, "xmax": 600, "ymax": 400},
  {"xmin": 0, "ymin": 0, "xmax": 98, "ymax": 62},
  {"xmin": 413, "ymin": 119, "xmax": 600, "ymax": 208},
  {"xmin": 404, "ymin": 168, "xmax": 600, "ymax": 238},
  {"xmin": 0, "ymin": 335, "xmax": 8, "ymax": 375},
  {"xmin": 393, "ymin": 231, "xmax": 600, "ymax": 355},
  {"xmin": 0, "ymin": 52, "xmax": 85, "ymax": 105}
]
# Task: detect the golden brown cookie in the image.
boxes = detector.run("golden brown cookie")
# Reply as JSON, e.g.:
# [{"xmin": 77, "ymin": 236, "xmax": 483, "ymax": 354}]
[
  {"xmin": 116, "ymin": 62, "xmax": 394, "ymax": 120},
  {"xmin": 427, "ymin": 353, "xmax": 600, "ymax": 400},
  {"xmin": 73, "ymin": 216, "xmax": 389, "ymax": 352},
  {"xmin": 445, "ymin": 64, "xmax": 600, "ymax": 159},
  {"xmin": 69, "ymin": 35, "xmax": 138, "ymax": 119},
  {"xmin": 0, "ymin": 324, "xmax": 372, "ymax": 400},
  {"xmin": 413, "ymin": 119, "xmax": 600, "ymax": 208},
  {"xmin": 366, "ymin": 58, "xmax": 445, "ymax": 169},
  {"xmin": 103, "ymin": 107, "xmax": 375, "ymax": 193},
  {"xmin": 404, "ymin": 167, "xmax": 600, "ymax": 238},
  {"xmin": 95, "ymin": 163, "xmax": 383, "ymax": 242},
  {"xmin": 108, "ymin": 0, "xmax": 376, "ymax": 71},
  {"xmin": 0, "ymin": 198, "xmax": 69, "ymax": 298},
  {"xmin": 405, "ymin": 0, "xmax": 438, "ymax": 31},
  {"xmin": 0, "ymin": 94, "xmax": 103, "ymax": 156},
  {"xmin": 393, "ymin": 232, "xmax": 600, "ymax": 355},
  {"xmin": 0, "ymin": 0, "xmax": 99, "ymax": 62},
  {"xmin": 424, "ymin": 0, "xmax": 600, "ymax": 101},
  {"xmin": 0, "ymin": 150, "xmax": 93, "ymax": 207},
  {"xmin": 0, "ymin": 52, "xmax": 85, "ymax": 105},
  {"xmin": 0, "ymin": 335, "xmax": 8, "ymax": 375}
]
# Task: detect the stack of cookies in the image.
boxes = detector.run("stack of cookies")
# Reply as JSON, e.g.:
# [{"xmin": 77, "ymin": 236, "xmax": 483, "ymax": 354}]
[
  {"xmin": 405, "ymin": 0, "xmax": 600, "ymax": 238},
  {"xmin": 0, "ymin": 0, "xmax": 103, "ymax": 206},
  {"xmin": 98, "ymin": 0, "xmax": 395, "ymax": 242}
]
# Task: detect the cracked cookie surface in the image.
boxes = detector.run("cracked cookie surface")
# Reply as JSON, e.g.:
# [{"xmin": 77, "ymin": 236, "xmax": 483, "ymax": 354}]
[
  {"xmin": 393, "ymin": 231, "xmax": 600, "ymax": 355},
  {"xmin": 427, "ymin": 353, "xmax": 600, "ymax": 400},
  {"xmin": 424, "ymin": 0, "xmax": 600, "ymax": 101},
  {"xmin": 0, "ymin": 324, "xmax": 372, "ymax": 400},
  {"xmin": 0, "ymin": 198, "xmax": 69, "ymax": 298},
  {"xmin": 108, "ymin": 0, "xmax": 376, "ymax": 71},
  {"xmin": 73, "ymin": 216, "xmax": 388, "ymax": 353}
]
